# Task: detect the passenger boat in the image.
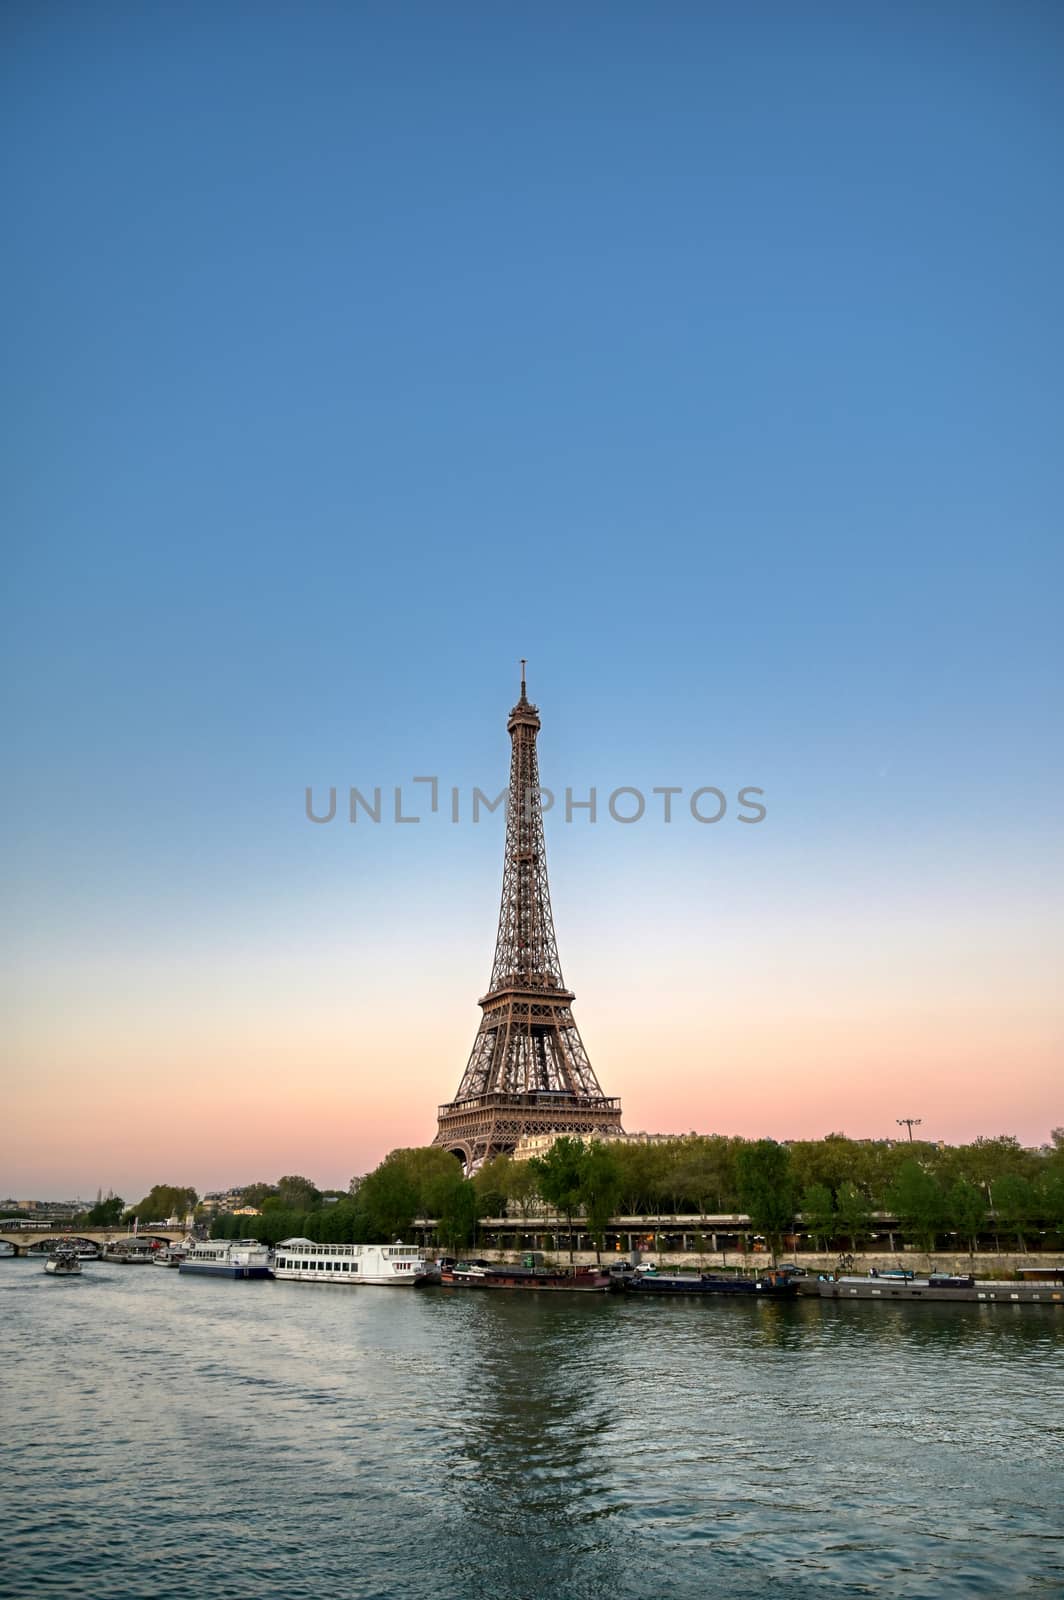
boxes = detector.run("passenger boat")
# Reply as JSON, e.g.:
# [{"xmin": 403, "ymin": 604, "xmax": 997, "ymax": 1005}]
[
  {"xmin": 272, "ymin": 1238, "xmax": 429, "ymax": 1285},
  {"xmin": 615, "ymin": 1267, "xmax": 797, "ymax": 1298},
  {"xmin": 440, "ymin": 1260, "xmax": 611, "ymax": 1292},
  {"xmin": 0, "ymin": 1240, "xmax": 16, "ymax": 1258},
  {"xmin": 44, "ymin": 1248, "xmax": 82, "ymax": 1276},
  {"xmin": 178, "ymin": 1240, "xmax": 272, "ymax": 1279},
  {"xmin": 53, "ymin": 1237, "xmax": 101, "ymax": 1260},
  {"xmin": 103, "ymin": 1237, "xmax": 156, "ymax": 1263}
]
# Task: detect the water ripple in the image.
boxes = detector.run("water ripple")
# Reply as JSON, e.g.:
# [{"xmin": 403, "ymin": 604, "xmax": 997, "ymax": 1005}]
[{"xmin": 1, "ymin": 1263, "xmax": 1062, "ymax": 1598}]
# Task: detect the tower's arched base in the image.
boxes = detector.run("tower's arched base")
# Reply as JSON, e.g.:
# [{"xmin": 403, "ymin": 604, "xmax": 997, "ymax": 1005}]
[{"xmin": 434, "ymin": 1091, "xmax": 623, "ymax": 1174}]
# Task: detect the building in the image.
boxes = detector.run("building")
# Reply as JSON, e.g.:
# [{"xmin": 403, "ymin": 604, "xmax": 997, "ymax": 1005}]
[{"xmin": 511, "ymin": 1131, "xmax": 688, "ymax": 1162}]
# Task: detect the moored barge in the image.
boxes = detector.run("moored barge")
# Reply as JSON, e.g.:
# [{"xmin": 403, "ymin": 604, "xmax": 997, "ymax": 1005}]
[
  {"xmin": 441, "ymin": 1262, "xmax": 612, "ymax": 1292},
  {"xmin": 615, "ymin": 1267, "xmax": 798, "ymax": 1298},
  {"xmin": 820, "ymin": 1273, "xmax": 1063, "ymax": 1305}
]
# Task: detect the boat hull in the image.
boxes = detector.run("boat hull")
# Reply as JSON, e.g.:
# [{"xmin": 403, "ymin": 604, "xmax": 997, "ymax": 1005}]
[
  {"xmin": 619, "ymin": 1274, "xmax": 796, "ymax": 1297},
  {"xmin": 178, "ymin": 1262, "xmax": 272, "ymax": 1279},
  {"xmin": 272, "ymin": 1269, "xmax": 427, "ymax": 1286},
  {"xmin": 441, "ymin": 1268, "xmax": 611, "ymax": 1292}
]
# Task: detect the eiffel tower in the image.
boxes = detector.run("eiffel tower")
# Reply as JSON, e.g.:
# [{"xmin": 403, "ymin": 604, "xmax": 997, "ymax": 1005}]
[{"xmin": 434, "ymin": 665, "xmax": 623, "ymax": 1169}]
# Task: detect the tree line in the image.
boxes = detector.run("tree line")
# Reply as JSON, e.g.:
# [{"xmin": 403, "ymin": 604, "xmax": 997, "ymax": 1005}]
[{"xmin": 204, "ymin": 1131, "xmax": 1064, "ymax": 1257}]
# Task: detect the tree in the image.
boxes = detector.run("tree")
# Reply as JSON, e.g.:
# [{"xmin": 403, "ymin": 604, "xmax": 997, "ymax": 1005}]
[
  {"xmin": 276, "ymin": 1175, "xmax": 321, "ymax": 1211},
  {"xmin": 835, "ymin": 1182, "xmax": 872, "ymax": 1253},
  {"xmin": 669, "ymin": 1135, "xmax": 740, "ymax": 1214},
  {"xmin": 474, "ymin": 1155, "xmax": 513, "ymax": 1220},
  {"xmin": 735, "ymin": 1140, "xmax": 795, "ymax": 1263},
  {"xmin": 84, "ymin": 1193, "xmax": 124, "ymax": 1227},
  {"xmin": 417, "ymin": 1155, "xmax": 482, "ymax": 1252},
  {"xmin": 956, "ymin": 1136, "xmax": 1035, "ymax": 1209},
  {"xmin": 611, "ymin": 1142, "xmax": 670, "ymax": 1216},
  {"xmin": 1035, "ymin": 1169, "xmax": 1064, "ymax": 1241},
  {"xmin": 789, "ymin": 1134, "xmax": 858, "ymax": 1198},
  {"xmin": 506, "ymin": 1158, "xmax": 542, "ymax": 1217},
  {"xmin": 436, "ymin": 1180, "xmax": 481, "ymax": 1252},
  {"xmin": 130, "ymin": 1185, "xmax": 198, "ymax": 1222},
  {"xmin": 799, "ymin": 1183, "xmax": 836, "ymax": 1252},
  {"xmin": 992, "ymin": 1174, "xmax": 1036, "ymax": 1253},
  {"xmin": 529, "ymin": 1138, "xmax": 589, "ymax": 1265},
  {"xmin": 240, "ymin": 1182, "xmax": 278, "ymax": 1209},
  {"xmin": 947, "ymin": 1179, "xmax": 987, "ymax": 1259},
  {"xmin": 581, "ymin": 1143, "xmax": 621, "ymax": 1261},
  {"xmin": 887, "ymin": 1160, "xmax": 945, "ymax": 1252},
  {"xmin": 354, "ymin": 1156, "xmax": 420, "ymax": 1242}
]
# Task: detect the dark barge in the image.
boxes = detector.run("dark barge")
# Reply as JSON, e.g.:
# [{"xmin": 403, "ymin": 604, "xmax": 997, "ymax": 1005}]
[
  {"xmin": 819, "ymin": 1273, "xmax": 1064, "ymax": 1305},
  {"xmin": 614, "ymin": 1268, "xmax": 797, "ymax": 1298},
  {"xmin": 440, "ymin": 1263, "xmax": 612, "ymax": 1292}
]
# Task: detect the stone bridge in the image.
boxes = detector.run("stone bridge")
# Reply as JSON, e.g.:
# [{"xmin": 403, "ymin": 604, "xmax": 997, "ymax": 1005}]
[{"xmin": 0, "ymin": 1225, "xmax": 187, "ymax": 1257}]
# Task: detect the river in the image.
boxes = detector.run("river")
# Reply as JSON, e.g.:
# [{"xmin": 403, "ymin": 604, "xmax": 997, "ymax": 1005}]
[{"xmin": 2, "ymin": 1259, "xmax": 1062, "ymax": 1598}]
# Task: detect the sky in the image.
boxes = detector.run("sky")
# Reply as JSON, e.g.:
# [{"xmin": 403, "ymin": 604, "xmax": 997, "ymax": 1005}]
[{"xmin": 2, "ymin": 1, "xmax": 1062, "ymax": 1201}]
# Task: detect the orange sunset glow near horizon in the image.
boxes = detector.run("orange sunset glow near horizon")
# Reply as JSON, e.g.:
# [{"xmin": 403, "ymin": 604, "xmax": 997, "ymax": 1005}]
[{"xmin": 5, "ymin": 812, "xmax": 1060, "ymax": 1199}]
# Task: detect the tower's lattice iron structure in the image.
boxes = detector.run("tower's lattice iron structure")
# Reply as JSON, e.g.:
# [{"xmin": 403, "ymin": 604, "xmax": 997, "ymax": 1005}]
[{"xmin": 434, "ymin": 667, "xmax": 623, "ymax": 1168}]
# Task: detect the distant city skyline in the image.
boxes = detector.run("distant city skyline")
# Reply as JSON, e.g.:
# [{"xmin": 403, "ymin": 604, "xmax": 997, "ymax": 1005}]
[{"xmin": 4, "ymin": 4, "xmax": 1061, "ymax": 1197}]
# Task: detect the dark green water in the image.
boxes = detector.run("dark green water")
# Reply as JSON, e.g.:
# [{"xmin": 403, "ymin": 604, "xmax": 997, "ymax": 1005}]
[{"xmin": 2, "ymin": 1260, "xmax": 1062, "ymax": 1598}]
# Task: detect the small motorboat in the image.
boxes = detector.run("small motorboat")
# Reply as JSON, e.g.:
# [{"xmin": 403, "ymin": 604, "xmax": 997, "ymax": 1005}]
[
  {"xmin": 152, "ymin": 1244, "xmax": 189, "ymax": 1268},
  {"xmin": 45, "ymin": 1249, "xmax": 82, "ymax": 1276}
]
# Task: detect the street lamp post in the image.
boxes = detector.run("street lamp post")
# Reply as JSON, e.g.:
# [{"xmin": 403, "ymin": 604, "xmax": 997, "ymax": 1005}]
[{"xmin": 897, "ymin": 1118, "xmax": 922, "ymax": 1142}]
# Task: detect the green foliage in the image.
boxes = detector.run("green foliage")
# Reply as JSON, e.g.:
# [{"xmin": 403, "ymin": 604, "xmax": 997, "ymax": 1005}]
[
  {"xmin": 276, "ymin": 1175, "xmax": 321, "ymax": 1211},
  {"xmin": 354, "ymin": 1153, "xmax": 420, "ymax": 1241},
  {"xmin": 473, "ymin": 1155, "xmax": 512, "ymax": 1219},
  {"xmin": 947, "ymin": 1179, "xmax": 987, "ymax": 1256},
  {"xmin": 887, "ymin": 1160, "xmax": 946, "ymax": 1250},
  {"xmin": 1035, "ymin": 1169, "xmax": 1064, "ymax": 1232},
  {"xmin": 436, "ymin": 1180, "xmax": 481, "ymax": 1251},
  {"xmin": 129, "ymin": 1185, "xmax": 197, "ymax": 1222},
  {"xmin": 529, "ymin": 1137, "xmax": 591, "ymax": 1262},
  {"xmin": 582, "ymin": 1143, "xmax": 622, "ymax": 1258},
  {"xmin": 505, "ymin": 1159, "xmax": 542, "ymax": 1214},
  {"xmin": 736, "ymin": 1140, "xmax": 795, "ymax": 1260},
  {"xmin": 992, "ymin": 1175, "xmax": 1036, "ymax": 1252},
  {"xmin": 84, "ymin": 1194, "xmax": 125, "ymax": 1227},
  {"xmin": 799, "ymin": 1183, "xmax": 836, "ymax": 1250},
  {"xmin": 834, "ymin": 1182, "xmax": 872, "ymax": 1251}
]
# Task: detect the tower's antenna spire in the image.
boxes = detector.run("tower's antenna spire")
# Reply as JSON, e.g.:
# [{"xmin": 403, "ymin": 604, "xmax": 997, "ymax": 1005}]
[{"xmin": 520, "ymin": 657, "xmax": 527, "ymax": 697}]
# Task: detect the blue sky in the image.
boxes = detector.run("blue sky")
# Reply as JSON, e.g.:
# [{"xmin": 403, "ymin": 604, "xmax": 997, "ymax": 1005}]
[{"xmin": 3, "ymin": 3, "xmax": 1062, "ymax": 1192}]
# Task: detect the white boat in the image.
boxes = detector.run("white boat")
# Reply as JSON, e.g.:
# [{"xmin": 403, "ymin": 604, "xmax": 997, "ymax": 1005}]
[
  {"xmin": 272, "ymin": 1237, "xmax": 429, "ymax": 1285},
  {"xmin": 54, "ymin": 1237, "xmax": 101, "ymax": 1260},
  {"xmin": 102, "ymin": 1237, "xmax": 157, "ymax": 1263},
  {"xmin": 178, "ymin": 1239, "xmax": 272, "ymax": 1279},
  {"xmin": 0, "ymin": 1240, "xmax": 15, "ymax": 1258},
  {"xmin": 152, "ymin": 1242, "xmax": 190, "ymax": 1267},
  {"xmin": 45, "ymin": 1250, "xmax": 82, "ymax": 1276}
]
